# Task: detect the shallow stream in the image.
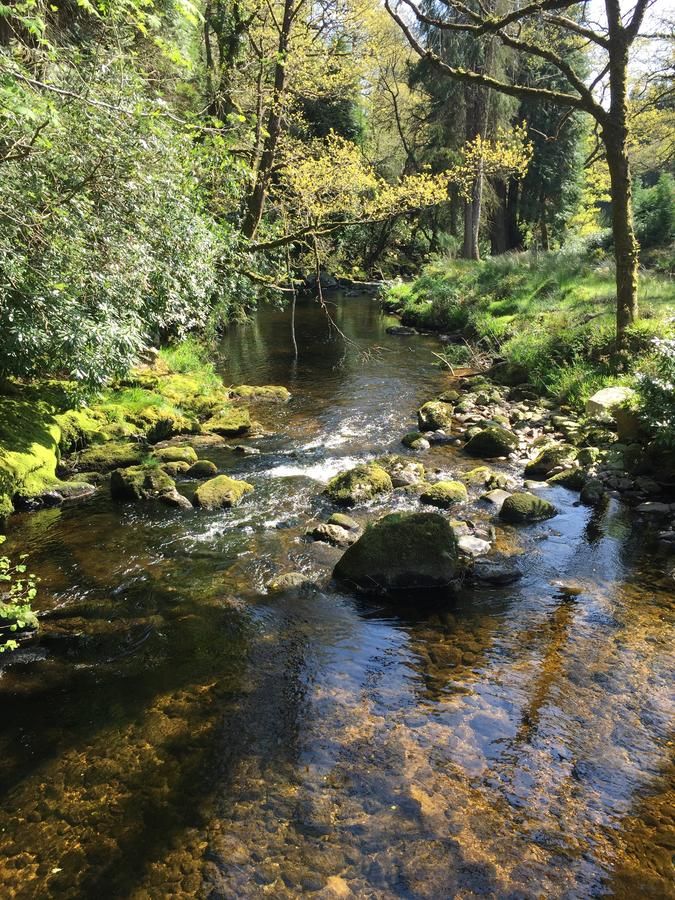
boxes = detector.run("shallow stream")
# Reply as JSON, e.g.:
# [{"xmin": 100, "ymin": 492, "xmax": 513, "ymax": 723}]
[{"xmin": 0, "ymin": 293, "xmax": 673, "ymax": 898}]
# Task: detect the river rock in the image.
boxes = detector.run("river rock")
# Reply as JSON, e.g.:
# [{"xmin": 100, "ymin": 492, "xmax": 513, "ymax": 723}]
[
  {"xmin": 228, "ymin": 385, "xmax": 290, "ymax": 402},
  {"xmin": 524, "ymin": 444, "xmax": 577, "ymax": 480},
  {"xmin": 585, "ymin": 386, "xmax": 635, "ymax": 417},
  {"xmin": 548, "ymin": 468, "xmax": 586, "ymax": 490},
  {"xmin": 472, "ymin": 556, "xmax": 522, "ymax": 585},
  {"xmin": 386, "ymin": 325, "xmax": 418, "ymax": 336},
  {"xmin": 267, "ymin": 572, "xmax": 312, "ymax": 593},
  {"xmin": 461, "ymin": 466, "xmax": 494, "ymax": 486},
  {"xmin": 458, "ymin": 535, "xmax": 491, "ymax": 556},
  {"xmin": 635, "ymin": 501, "xmax": 671, "ymax": 516},
  {"xmin": 417, "ymin": 401, "xmax": 453, "ymax": 432},
  {"xmin": 161, "ymin": 460, "xmax": 190, "ymax": 476},
  {"xmin": 481, "ymin": 488, "xmax": 511, "ymax": 510},
  {"xmin": 326, "ymin": 463, "xmax": 392, "ymax": 506},
  {"xmin": 333, "ymin": 512, "xmax": 460, "ymax": 595},
  {"xmin": 327, "ymin": 512, "xmax": 361, "ymax": 532},
  {"xmin": 154, "ymin": 445, "xmax": 198, "ymax": 464},
  {"xmin": 420, "ymin": 480, "xmax": 468, "ymax": 508},
  {"xmin": 401, "ymin": 432, "xmax": 431, "ymax": 451},
  {"xmin": 580, "ymin": 478, "xmax": 608, "ymax": 506},
  {"xmin": 74, "ymin": 440, "xmax": 144, "ymax": 473},
  {"xmin": 438, "ymin": 389, "xmax": 460, "ymax": 403},
  {"xmin": 376, "ymin": 455, "xmax": 426, "ymax": 487},
  {"xmin": 203, "ymin": 406, "xmax": 251, "ymax": 436},
  {"xmin": 193, "ymin": 474, "xmax": 254, "ymax": 509},
  {"xmin": 464, "ymin": 426, "xmax": 519, "ymax": 458},
  {"xmin": 499, "ymin": 492, "xmax": 557, "ymax": 523},
  {"xmin": 110, "ymin": 465, "xmax": 179, "ymax": 502},
  {"xmin": 159, "ymin": 488, "xmax": 193, "ymax": 510},
  {"xmin": 186, "ymin": 460, "xmax": 218, "ymax": 478},
  {"xmin": 306, "ymin": 523, "xmax": 357, "ymax": 548},
  {"xmin": 577, "ymin": 447, "xmax": 600, "ymax": 466}
]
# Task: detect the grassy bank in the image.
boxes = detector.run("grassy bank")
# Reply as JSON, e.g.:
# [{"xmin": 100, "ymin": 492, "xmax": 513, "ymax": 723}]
[
  {"xmin": 383, "ymin": 250, "xmax": 674, "ymax": 409},
  {"xmin": 0, "ymin": 340, "xmax": 258, "ymax": 519}
]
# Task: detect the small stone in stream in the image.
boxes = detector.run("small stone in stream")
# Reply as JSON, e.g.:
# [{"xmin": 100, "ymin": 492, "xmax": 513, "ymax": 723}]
[
  {"xmin": 486, "ymin": 472, "xmax": 516, "ymax": 491},
  {"xmin": 458, "ymin": 535, "xmax": 491, "ymax": 556},
  {"xmin": 499, "ymin": 492, "xmax": 557, "ymax": 523},
  {"xmin": 464, "ymin": 426, "xmax": 519, "ymax": 459},
  {"xmin": 186, "ymin": 459, "xmax": 218, "ymax": 478},
  {"xmin": 306, "ymin": 523, "xmax": 357, "ymax": 548},
  {"xmin": 461, "ymin": 466, "xmax": 494, "ymax": 486},
  {"xmin": 525, "ymin": 444, "xmax": 577, "ymax": 479},
  {"xmin": 636, "ymin": 502, "xmax": 671, "ymax": 516},
  {"xmin": 402, "ymin": 432, "xmax": 430, "ymax": 451},
  {"xmin": 481, "ymin": 489, "xmax": 511, "ymax": 510},
  {"xmin": 154, "ymin": 445, "xmax": 198, "ymax": 464},
  {"xmin": 267, "ymin": 572, "xmax": 312, "ymax": 593},
  {"xmin": 579, "ymin": 479, "xmax": 608, "ymax": 507},
  {"xmin": 229, "ymin": 445, "xmax": 261, "ymax": 455},
  {"xmin": 417, "ymin": 400, "xmax": 454, "ymax": 432},
  {"xmin": 193, "ymin": 474, "xmax": 254, "ymax": 509},
  {"xmin": 473, "ymin": 557, "xmax": 522, "ymax": 585},
  {"xmin": 548, "ymin": 468, "xmax": 587, "ymax": 490},
  {"xmin": 386, "ymin": 325, "xmax": 418, "ymax": 335},
  {"xmin": 420, "ymin": 480, "xmax": 468, "ymax": 508},
  {"xmin": 428, "ymin": 430, "xmax": 455, "ymax": 445},
  {"xmin": 159, "ymin": 488, "xmax": 193, "ymax": 510},
  {"xmin": 376, "ymin": 455, "xmax": 426, "ymax": 487},
  {"xmin": 327, "ymin": 512, "xmax": 361, "ymax": 532}
]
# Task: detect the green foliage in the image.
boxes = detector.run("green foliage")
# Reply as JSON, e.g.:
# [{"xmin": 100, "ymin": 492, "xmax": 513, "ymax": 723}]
[
  {"xmin": 636, "ymin": 338, "xmax": 675, "ymax": 448},
  {"xmin": 634, "ymin": 174, "xmax": 675, "ymax": 250},
  {"xmin": 0, "ymin": 536, "xmax": 39, "ymax": 652}
]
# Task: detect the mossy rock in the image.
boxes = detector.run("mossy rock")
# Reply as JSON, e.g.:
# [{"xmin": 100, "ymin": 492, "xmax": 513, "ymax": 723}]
[
  {"xmin": 401, "ymin": 432, "xmax": 430, "ymax": 451},
  {"xmin": 333, "ymin": 511, "xmax": 460, "ymax": 595},
  {"xmin": 577, "ymin": 446, "xmax": 600, "ymax": 467},
  {"xmin": 73, "ymin": 440, "xmax": 145, "ymax": 473},
  {"xmin": 376, "ymin": 455, "xmax": 426, "ymax": 487},
  {"xmin": 129, "ymin": 405, "xmax": 199, "ymax": 443},
  {"xmin": 579, "ymin": 479, "xmax": 608, "ymax": 507},
  {"xmin": 420, "ymin": 480, "xmax": 468, "ymax": 508},
  {"xmin": 160, "ymin": 461, "xmax": 191, "ymax": 477},
  {"xmin": 548, "ymin": 468, "xmax": 586, "ymax": 490},
  {"xmin": 325, "ymin": 463, "xmax": 393, "ymax": 506},
  {"xmin": 146, "ymin": 373, "xmax": 229, "ymax": 418},
  {"xmin": 186, "ymin": 460, "xmax": 218, "ymax": 478},
  {"xmin": 437, "ymin": 389, "xmax": 460, "ymax": 403},
  {"xmin": 306, "ymin": 522, "xmax": 357, "ymax": 548},
  {"xmin": 110, "ymin": 465, "xmax": 176, "ymax": 502},
  {"xmin": 417, "ymin": 400, "xmax": 453, "ymax": 432},
  {"xmin": 229, "ymin": 385, "xmax": 291, "ymax": 402},
  {"xmin": 327, "ymin": 512, "xmax": 361, "ymax": 532},
  {"xmin": 154, "ymin": 446, "xmax": 198, "ymax": 464},
  {"xmin": 55, "ymin": 408, "xmax": 107, "ymax": 453},
  {"xmin": 460, "ymin": 466, "xmax": 494, "ymax": 486},
  {"xmin": 204, "ymin": 406, "xmax": 252, "ymax": 437},
  {"xmin": 524, "ymin": 444, "xmax": 577, "ymax": 480},
  {"xmin": 499, "ymin": 492, "xmax": 557, "ymax": 523},
  {"xmin": 464, "ymin": 427, "xmax": 518, "ymax": 459},
  {"xmin": 193, "ymin": 474, "xmax": 254, "ymax": 509}
]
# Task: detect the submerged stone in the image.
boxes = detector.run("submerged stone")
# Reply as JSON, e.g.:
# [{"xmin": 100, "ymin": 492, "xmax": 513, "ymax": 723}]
[
  {"xmin": 499, "ymin": 492, "xmax": 557, "ymax": 523},
  {"xmin": 333, "ymin": 511, "xmax": 460, "ymax": 595},
  {"xmin": 266, "ymin": 572, "xmax": 312, "ymax": 593},
  {"xmin": 193, "ymin": 474, "xmax": 254, "ymax": 509},
  {"xmin": 325, "ymin": 463, "xmax": 392, "ymax": 506}
]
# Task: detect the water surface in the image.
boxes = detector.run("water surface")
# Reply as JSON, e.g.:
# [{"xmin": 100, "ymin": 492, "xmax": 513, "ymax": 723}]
[{"xmin": 1, "ymin": 293, "xmax": 673, "ymax": 898}]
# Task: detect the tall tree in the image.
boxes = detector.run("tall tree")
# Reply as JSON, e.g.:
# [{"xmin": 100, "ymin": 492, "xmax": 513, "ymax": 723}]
[{"xmin": 385, "ymin": 0, "xmax": 657, "ymax": 345}]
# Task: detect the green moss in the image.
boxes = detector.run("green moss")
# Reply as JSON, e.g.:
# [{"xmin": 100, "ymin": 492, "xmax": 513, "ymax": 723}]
[
  {"xmin": 420, "ymin": 480, "xmax": 468, "ymax": 508},
  {"xmin": 375, "ymin": 455, "xmax": 426, "ymax": 487},
  {"xmin": 73, "ymin": 440, "xmax": 145, "ymax": 473},
  {"xmin": 186, "ymin": 460, "xmax": 218, "ymax": 478},
  {"xmin": 228, "ymin": 385, "xmax": 291, "ymax": 402},
  {"xmin": 548, "ymin": 468, "xmax": 586, "ymax": 490},
  {"xmin": 153, "ymin": 446, "xmax": 198, "ymax": 464},
  {"xmin": 110, "ymin": 464, "xmax": 176, "ymax": 501},
  {"xmin": 524, "ymin": 444, "xmax": 578, "ymax": 480},
  {"xmin": 193, "ymin": 474, "xmax": 254, "ymax": 509},
  {"xmin": 203, "ymin": 406, "xmax": 252, "ymax": 437},
  {"xmin": 499, "ymin": 492, "xmax": 557, "ymax": 523},
  {"xmin": 401, "ymin": 431, "xmax": 428, "ymax": 449},
  {"xmin": 461, "ymin": 466, "xmax": 495, "ymax": 486},
  {"xmin": 464, "ymin": 427, "xmax": 519, "ymax": 458},
  {"xmin": 326, "ymin": 463, "xmax": 393, "ymax": 506},
  {"xmin": 417, "ymin": 400, "xmax": 453, "ymax": 432}
]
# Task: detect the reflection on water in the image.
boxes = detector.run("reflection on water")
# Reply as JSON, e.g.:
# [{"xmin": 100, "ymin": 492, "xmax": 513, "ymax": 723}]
[{"xmin": 0, "ymin": 294, "xmax": 673, "ymax": 898}]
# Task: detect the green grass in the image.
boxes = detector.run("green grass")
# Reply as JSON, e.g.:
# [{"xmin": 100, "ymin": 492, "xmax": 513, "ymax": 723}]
[{"xmin": 383, "ymin": 249, "xmax": 675, "ymax": 410}]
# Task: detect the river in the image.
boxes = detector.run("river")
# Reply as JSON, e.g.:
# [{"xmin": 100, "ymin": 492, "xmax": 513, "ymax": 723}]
[{"xmin": 0, "ymin": 292, "xmax": 673, "ymax": 898}]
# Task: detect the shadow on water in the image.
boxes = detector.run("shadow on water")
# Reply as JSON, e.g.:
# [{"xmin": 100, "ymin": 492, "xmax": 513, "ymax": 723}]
[{"xmin": 0, "ymin": 293, "xmax": 672, "ymax": 897}]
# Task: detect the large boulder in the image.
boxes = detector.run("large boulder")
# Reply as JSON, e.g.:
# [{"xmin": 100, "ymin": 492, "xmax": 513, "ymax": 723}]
[
  {"xmin": 73, "ymin": 440, "xmax": 144, "ymax": 473},
  {"xmin": 464, "ymin": 427, "xmax": 519, "ymax": 459},
  {"xmin": 186, "ymin": 459, "xmax": 218, "ymax": 479},
  {"xmin": 417, "ymin": 401, "xmax": 453, "ymax": 432},
  {"xmin": 325, "ymin": 463, "xmax": 392, "ymax": 506},
  {"xmin": 524, "ymin": 443, "xmax": 577, "ymax": 480},
  {"xmin": 376, "ymin": 455, "xmax": 426, "ymax": 487},
  {"xmin": 499, "ymin": 492, "xmax": 557, "ymax": 523},
  {"xmin": 203, "ymin": 406, "xmax": 251, "ymax": 436},
  {"xmin": 193, "ymin": 474, "xmax": 254, "ymax": 509},
  {"xmin": 420, "ymin": 480, "xmax": 468, "ymax": 508},
  {"xmin": 585, "ymin": 385, "xmax": 635, "ymax": 417},
  {"xmin": 333, "ymin": 512, "xmax": 460, "ymax": 595},
  {"xmin": 110, "ymin": 465, "xmax": 189, "ymax": 509},
  {"xmin": 228, "ymin": 385, "xmax": 291, "ymax": 402},
  {"xmin": 154, "ymin": 445, "xmax": 198, "ymax": 464}
]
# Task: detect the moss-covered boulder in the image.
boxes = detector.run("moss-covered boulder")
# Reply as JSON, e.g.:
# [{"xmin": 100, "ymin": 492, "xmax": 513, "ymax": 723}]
[
  {"xmin": 333, "ymin": 512, "xmax": 460, "ymax": 595},
  {"xmin": 306, "ymin": 523, "xmax": 357, "ymax": 548},
  {"xmin": 186, "ymin": 460, "xmax": 218, "ymax": 479},
  {"xmin": 401, "ymin": 432, "xmax": 430, "ymax": 451},
  {"xmin": 460, "ymin": 466, "xmax": 494, "ymax": 486},
  {"xmin": 73, "ymin": 440, "xmax": 145, "ymax": 473},
  {"xmin": 193, "ymin": 474, "xmax": 254, "ymax": 509},
  {"xmin": 499, "ymin": 492, "xmax": 557, "ymax": 523},
  {"xmin": 524, "ymin": 444, "xmax": 577, "ymax": 480},
  {"xmin": 203, "ymin": 406, "xmax": 251, "ymax": 437},
  {"xmin": 110, "ymin": 465, "xmax": 179, "ymax": 503},
  {"xmin": 160, "ymin": 460, "xmax": 191, "ymax": 477},
  {"xmin": 579, "ymin": 479, "xmax": 608, "ymax": 507},
  {"xmin": 55, "ymin": 408, "xmax": 107, "ymax": 453},
  {"xmin": 154, "ymin": 446, "xmax": 198, "ymax": 464},
  {"xmin": 420, "ymin": 481, "xmax": 468, "ymax": 508},
  {"xmin": 327, "ymin": 512, "xmax": 361, "ymax": 532},
  {"xmin": 548, "ymin": 468, "xmax": 586, "ymax": 490},
  {"xmin": 229, "ymin": 385, "xmax": 291, "ymax": 402},
  {"xmin": 325, "ymin": 463, "xmax": 392, "ymax": 506},
  {"xmin": 464, "ymin": 427, "xmax": 519, "ymax": 459},
  {"xmin": 437, "ymin": 389, "xmax": 460, "ymax": 403},
  {"xmin": 417, "ymin": 401, "xmax": 453, "ymax": 432},
  {"xmin": 376, "ymin": 455, "xmax": 426, "ymax": 488}
]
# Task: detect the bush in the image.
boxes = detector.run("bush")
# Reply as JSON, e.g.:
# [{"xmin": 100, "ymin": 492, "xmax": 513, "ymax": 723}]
[
  {"xmin": 634, "ymin": 174, "xmax": 675, "ymax": 250},
  {"xmin": 636, "ymin": 338, "xmax": 675, "ymax": 448},
  {"xmin": 0, "ymin": 537, "xmax": 39, "ymax": 652}
]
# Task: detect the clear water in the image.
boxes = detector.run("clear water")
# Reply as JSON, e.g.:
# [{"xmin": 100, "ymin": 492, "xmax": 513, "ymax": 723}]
[{"xmin": 0, "ymin": 294, "xmax": 673, "ymax": 898}]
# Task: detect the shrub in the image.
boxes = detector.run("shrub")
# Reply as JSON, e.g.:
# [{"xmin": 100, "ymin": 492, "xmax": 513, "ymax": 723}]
[{"xmin": 636, "ymin": 338, "xmax": 675, "ymax": 448}]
